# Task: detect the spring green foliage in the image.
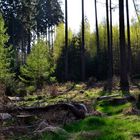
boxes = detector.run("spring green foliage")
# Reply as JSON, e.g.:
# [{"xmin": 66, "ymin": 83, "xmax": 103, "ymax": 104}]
[
  {"xmin": 20, "ymin": 40, "xmax": 55, "ymax": 88},
  {"xmin": 53, "ymin": 23, "xmax": 65, "ymax": 61},
  {"xmin": 0, "ymin": 15, "xmax": 14, "ymax": 85},
  {"xmin": 53, "ymin": 23, "xmax": 73, "ymax": 61}
]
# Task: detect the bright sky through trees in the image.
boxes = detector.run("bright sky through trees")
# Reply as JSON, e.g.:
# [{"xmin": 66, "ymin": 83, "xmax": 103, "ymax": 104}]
[{"xmin": 61, "ymin": 0, "xmax": 136, "ymax": 32}]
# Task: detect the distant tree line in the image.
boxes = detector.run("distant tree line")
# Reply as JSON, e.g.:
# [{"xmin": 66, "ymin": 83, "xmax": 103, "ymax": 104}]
[{"xmin": 0, "ymin": 0, "xmax": 140, "ymax": 95}]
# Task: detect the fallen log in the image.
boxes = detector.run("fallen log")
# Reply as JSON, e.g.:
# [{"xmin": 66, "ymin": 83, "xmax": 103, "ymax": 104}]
[
  {"xmin": 0, "ymin": 103, "xmax": 86, "ymax": 119},
  {"xmin": 97, "ymin": 94, "xmax": 120, "ymax": 101},
  {"xmin": 97, "ymin": 94, "xmax": 135, "ymax": 102}
]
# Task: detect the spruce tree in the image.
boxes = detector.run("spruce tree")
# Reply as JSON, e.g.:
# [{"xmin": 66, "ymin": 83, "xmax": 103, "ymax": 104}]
[{"xmin": 0, "ymin": 15, "xmax": 14, "ymax": 86}]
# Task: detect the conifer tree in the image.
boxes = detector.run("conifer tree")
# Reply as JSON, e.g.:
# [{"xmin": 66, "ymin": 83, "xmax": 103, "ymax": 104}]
[
  {"xmin": 0, "ymin": 15, "xmax": 14, "ymax": 86},
  {"xmin": 20, "ymin": 40, "xmax": 55, "ymax": 89}
]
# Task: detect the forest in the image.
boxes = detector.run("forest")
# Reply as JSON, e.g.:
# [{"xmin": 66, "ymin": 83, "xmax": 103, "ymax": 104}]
[{"xmin": 1, "ymin": 0, "xmax": 140, "ymax": 140}]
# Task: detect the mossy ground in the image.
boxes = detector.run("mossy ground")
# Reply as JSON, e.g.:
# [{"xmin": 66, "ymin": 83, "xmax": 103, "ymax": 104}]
[{"xmin": 11, "ymin": 83, "xmax": 140, "ymax": 140}]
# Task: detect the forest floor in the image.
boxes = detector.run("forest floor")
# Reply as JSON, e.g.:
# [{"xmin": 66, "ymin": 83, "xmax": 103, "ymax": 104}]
[{"xmin": 1, "ymin": 80, "xmax": 140, "ymax": 140}]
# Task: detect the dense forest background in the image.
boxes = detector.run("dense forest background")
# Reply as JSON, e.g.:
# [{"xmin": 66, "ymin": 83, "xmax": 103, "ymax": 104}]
[
  {"xmin": 0, "ymin": 0, "xmax": 140, "ymax": 95},
  {"xmin": 2, "ymin": 0, "xmax": 140, "ymax": 140}
]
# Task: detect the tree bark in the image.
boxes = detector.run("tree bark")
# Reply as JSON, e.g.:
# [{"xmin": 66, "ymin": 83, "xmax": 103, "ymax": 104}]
[
  {"xmin": 65, "ymin": 0, "xmax": 68, "ymax": 81},
  {"xmin": 95, "ymin": 0, "xmax": 100, "ymax": 54},
  {"xmin": 106, "ymin": 0, "xmax": 113, "ymax": 92},
  {"xmin": 81, "ymin": 0, "xmax": 85, "ymax": 81},
  {"xmin": 27, "ymin": 29, "xmax": 31, "ymax": 54},
  {"xmin": 119, "ymin": 0, "xmax": 129, "ymax": 93},
  {"xmin": 126, "ymin": 0, "xmax": 132, "ymax": 77}
]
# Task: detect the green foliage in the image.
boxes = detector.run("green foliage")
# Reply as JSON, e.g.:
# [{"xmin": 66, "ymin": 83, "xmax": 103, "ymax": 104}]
[
  {"xmin": 64, "ymin": 115, "xmax": 140, "ymax": 140},
  {"xmin": 0, "ymin": 14, "xmax": 14, "ymax": 86},
  {"xmin": 20, "ymin": 40, "xmax": 55, "ymax": 88},
  {"xmin": 54, "ymin": 23, "xmax": 72, "ymax": 61},
  {"xmin": 96, "ymin": 100, "xmax": 131, "ymax": 115},
  {"xmin": 53, "ymin": 23, "xmax": 65, "ymax": 61},
  {"xmin": 26, "ymin": 86, "xmax": 36, "ymax": 94}
]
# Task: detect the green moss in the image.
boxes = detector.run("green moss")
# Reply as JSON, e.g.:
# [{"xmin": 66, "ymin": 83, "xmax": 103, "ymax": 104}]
[
  {"xmin": 96, "ymin": 100, "xmax": 131, "ymax": 115},
  {"xmin": 64, "ymin": 115, "xmax": 140, "ymax": 140}
]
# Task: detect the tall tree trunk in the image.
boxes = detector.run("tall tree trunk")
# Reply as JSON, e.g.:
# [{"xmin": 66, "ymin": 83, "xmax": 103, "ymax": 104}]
[
  {"xmin": 133, "ymin": 0, "xmax": 140, "ymax": 23},
  {"xmin": 110, "ymin": 0, "xmax": 113, "ymax": 71},
  {"xmin": 105, "ymin": 0, "xmax": 113, "ymax": 92},
  {"xmin": 65, "ymin": 0, "xmax": 68, "ymax": 81},
  {"xmin": 81, "ymin": 0, "xmax": 85, "ymax": 81},
  {"xmin": 94, "ymin": 0, "xmax": 100, "ymax": 54},
  {"xmin": 126, "ymin": 0, "xmax": 132, "ymax": 77},
  {"xmin": 27, "ymin": 29, "xmax": 31, "ymax": 54},
  {"xmin": 51, "ymin": 26, "xmax": 54, "ymax": 52},
  {"xmin": 94, "ymin": 0, "xmax": 101, "ymax": 80},
  {"xmin": 48, "ymin": 27, "xmax": 51, "ymax": 51},
  {"xmin": 119, "ymin": 0, "xmax": 129, "ymax": 93}
]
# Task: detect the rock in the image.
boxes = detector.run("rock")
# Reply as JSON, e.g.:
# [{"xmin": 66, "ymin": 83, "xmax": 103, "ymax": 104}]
[
  {"xmin": 0, "ymin": 113, "xmax": 12, "ymax": 120},
  {"xmin": 8, "ymin": 96, "xmax": 23, "ymax": 102}
]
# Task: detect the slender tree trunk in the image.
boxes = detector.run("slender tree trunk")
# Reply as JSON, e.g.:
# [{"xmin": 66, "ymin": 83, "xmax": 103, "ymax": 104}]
[
  {"xmin": 27, "ymin": 29, "xmax": 31, "ymax": 54},
  {"xmin": 95, "ymin": 0, "xmax": 100, "ymax": 54},
  {"xmin": 81, "ymin": 0, "xmax": 85, "ymax": 81},
  {"xmin": 94, "ymin": 0, "xmax": 101, "ymax": 80},
  {"xmin": 48, "ymin": 27, "xmax": 51, "ymax": 51},
  {"xmin": 65, "ymin": 0, "xmax": 68, "ymax": 81},
  {"xmin": 133, "ymin": 0, "xmax": 140, "ymax": 23},
  {"xmin": 51, "ymin": 26, "xmax": 54, "ymax": 52},
  {"xmin": 126, "ymin": 0, "xmax": 132, "ymax": 77},
  {"xmin": 110, "ymin": 0, "xmax": 113, "ymax": 74},
  {"xmin": 37, "ymin": 21, "xmax": 40, "ymax": 39},
  {"xmin": 119, "ymin": 0, "xmax": 129, "ymax": 93},
  {"xmin": 105, "ymin": 0, "xmax": 113, "ymax": 92},
  {"xmin": 46, "ymin": 27, "xmax": 48, "ymax": 45}
]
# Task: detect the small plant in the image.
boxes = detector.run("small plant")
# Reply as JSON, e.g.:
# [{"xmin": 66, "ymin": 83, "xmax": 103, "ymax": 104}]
[{"xmin": 26, "ymin": 86, "xmax": 36, "ymax": 94}]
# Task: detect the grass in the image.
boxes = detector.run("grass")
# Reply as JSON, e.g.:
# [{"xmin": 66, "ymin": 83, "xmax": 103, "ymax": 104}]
[
  {"xmin": 64, "ymin": 115, "xmax": 140, "ymax": 140},
  {"xmin": 17, "ymin": 99, "xmax": 140, "ymax": 140},
  {"xmin": 40, "ymin": 95, "xmax": 140, "ymax": 140},
  {"xmin": 17, "ymin": 84, "xmax": 103, "ymax": 107},
  {"xmin": 96, "ymin": 100, "xmax": 131, "ymax": 115},
  {"xmin": 11, "ymin": 83, "xmax": 140, "ymax": 140},
  {"xmin": 15, "ymin": 114, "xmax": 140, "ymax": 140}
]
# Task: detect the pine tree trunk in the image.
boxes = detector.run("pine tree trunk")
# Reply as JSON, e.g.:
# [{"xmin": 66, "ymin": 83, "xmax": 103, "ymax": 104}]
[
  {"xmin": 95, "ymin": 0, "xmax": 100, "ymax": 54},
  {"xmin": 81, "ymin": 0, "xmax": 85, "ymax": 81},
  {"xmin": 94, "ymin": 0, "xmax": 101, "ymax": 80},
  {"xmin": 27, "ymin": 29, "xmax": 31, "ymax": 54},
  {"xmin": 65, "ymin": 0, "xmax": 68, "ymax": 81},
  {"xmin": 105, "ymin": 0, "xmax": 113, "ymax": 92},
  {"xmin": 126, "ymin": 0, "xmax": 132, "ymax": 77},
  {"xmin": 119, "ymin": 0, "xmax": 129, "ymax": 93},
  {"xmin": 110, "ymin": 0, "xmax": 113, "ymax": 75}
]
